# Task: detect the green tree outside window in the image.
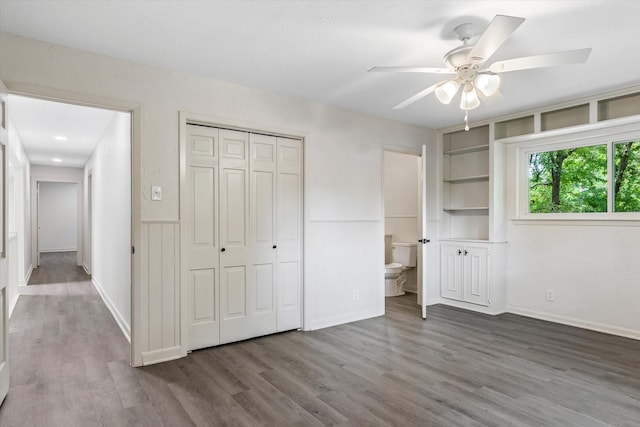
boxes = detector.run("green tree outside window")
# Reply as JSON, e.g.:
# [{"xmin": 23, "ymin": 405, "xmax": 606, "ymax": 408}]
[{"xmin": 528, "ymin": 140, "xmax": 640, "ymax": 213}]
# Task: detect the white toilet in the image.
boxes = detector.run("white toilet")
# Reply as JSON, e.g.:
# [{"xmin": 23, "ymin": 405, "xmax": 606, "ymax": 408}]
[{"xmin": 384, "ymin": 235, "xmax": 417, "ymax": 297}]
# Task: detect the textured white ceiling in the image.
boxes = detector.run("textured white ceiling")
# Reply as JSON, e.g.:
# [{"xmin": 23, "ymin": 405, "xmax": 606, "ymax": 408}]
[
  {"xmin": 8, "ymin": 95, "xmax": 116, "ymax": 167},
  {"xmin": 1, "ymin": 0, "xmax": 640, "ymax": 130}
]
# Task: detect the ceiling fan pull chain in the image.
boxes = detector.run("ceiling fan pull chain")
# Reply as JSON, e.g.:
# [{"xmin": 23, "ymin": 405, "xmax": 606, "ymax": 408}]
[{"xmin": 464, "ymin": 111, "xmax": 469, "ymax": 131}]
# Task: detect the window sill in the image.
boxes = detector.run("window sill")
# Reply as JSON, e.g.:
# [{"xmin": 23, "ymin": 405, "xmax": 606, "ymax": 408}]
[{"xmin": 512, "ymin": 217, "xmax": 640, "ymax": 226}]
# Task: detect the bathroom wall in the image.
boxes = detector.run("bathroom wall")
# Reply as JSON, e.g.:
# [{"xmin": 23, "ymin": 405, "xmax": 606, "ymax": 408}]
[{"xmin": 383, "ymin": 150, "xmax": 420, "ymax": 292}]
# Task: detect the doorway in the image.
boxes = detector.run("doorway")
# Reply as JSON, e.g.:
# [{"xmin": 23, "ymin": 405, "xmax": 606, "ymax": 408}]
[
  {"xmin": 29, "ymin": 180, "xmax": 85, "ymax": 285},
  {"xmin": 37, "ymin": 181, "xmax": 78, "ymax": 265},
  {"xmin": 8, "ymin": 93, "xmax": 133, "ymax": 343},
  {"xmin": 383, "ymin": 149, "xmax": 421, "ymax": 311}
]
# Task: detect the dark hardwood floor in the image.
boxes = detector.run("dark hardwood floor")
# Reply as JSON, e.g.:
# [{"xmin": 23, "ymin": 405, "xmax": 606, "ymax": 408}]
[{"xmin": 1, "ymin": 259, "xmax": 639, "ymax": 426}]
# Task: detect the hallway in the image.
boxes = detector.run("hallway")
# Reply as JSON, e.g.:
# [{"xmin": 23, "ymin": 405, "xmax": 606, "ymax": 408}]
[
  {"xmin": 28, "ymin": 252, "xmax": 90, "ymax": 285},
  {"xmin": 0, "ymin": 252, "xmax": 130, "ymax": 426}
]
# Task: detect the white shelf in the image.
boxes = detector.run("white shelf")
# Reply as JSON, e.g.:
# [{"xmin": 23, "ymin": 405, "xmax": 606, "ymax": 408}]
[
  {"xmin": 444, "ymin": 174, "xmax": 489, "ymax": 183},
  {"xmin": 440, "ymin": 238, "xmax": 490, "ymax": 243},
  {"xmin": 443, "ymin": 207, "xmax": 489, "ymax": 212},
  {"xmin": 443, "ymin": 144, "xmax": 489, "ymax": 156}
]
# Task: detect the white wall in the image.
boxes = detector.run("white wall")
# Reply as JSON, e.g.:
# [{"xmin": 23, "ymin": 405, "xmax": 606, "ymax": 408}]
[
  {"xmin": 504, "ymin": 142, "xmax": 640, "ymax": 339},
  {"xmin": 7, "ymin": 117, "xmax": 31, "ymax": 315},
  {"xmin": 384, "ymin": 150, "xmax": 419, "ymax": 244},
  {"xmin": 37, "ymin": 182, "xmax": 77, "ymax": 252},
  {"xmin": 85, "ymin": 111, "xmax": 131, "ymax": 339},
  {"xmin": 0, "ymin": 33, "xmax": 435, "ymax": 364}
]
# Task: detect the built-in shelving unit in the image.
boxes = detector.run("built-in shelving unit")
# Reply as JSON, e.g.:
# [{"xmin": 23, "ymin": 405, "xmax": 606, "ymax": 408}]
[
  {"xmin": 441, "ymin": 124, "xmax": 489, "ymax": 241},
  {"xmin": 495, "ymin": 115, "xmax": 534, "ymax": 139},
  {"xmin": 541, "ymin": 104, "xmax": 589, "ymax": 131},
  {"xmin": 598, "ymin": 92, "xmax": 640, "ymax": 121},
  {"xmin": 436, "ymin": 85, "xmax": 640, "ymax": 316},
  {"xmin": 491, "ymin": 88, "xmax": 640, "ymax": 142}
]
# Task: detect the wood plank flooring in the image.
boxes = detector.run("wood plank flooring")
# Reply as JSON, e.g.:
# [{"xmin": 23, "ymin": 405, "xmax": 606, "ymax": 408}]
[
  {"xmin": 1, "ymin": 257, "xmax": 639, "ymax": 425},
  {"xmin": 28, "ymin": 251, "xmax": 91, "ymax": 285}
]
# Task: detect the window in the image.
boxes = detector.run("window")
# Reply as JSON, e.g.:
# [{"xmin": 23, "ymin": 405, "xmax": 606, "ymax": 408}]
[
  {"xmin": 526, "ymin": 139, "xmax": 640, "ymax": 215},
  {"xmin": 613, "ymin": 141, "xmax": 640, "ymax": 212}
]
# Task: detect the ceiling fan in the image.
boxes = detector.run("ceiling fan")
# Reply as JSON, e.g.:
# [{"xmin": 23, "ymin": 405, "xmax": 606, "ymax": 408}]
[{"xmin": 369, "ymin": 15, "xmax": 591, "ymax": 127}]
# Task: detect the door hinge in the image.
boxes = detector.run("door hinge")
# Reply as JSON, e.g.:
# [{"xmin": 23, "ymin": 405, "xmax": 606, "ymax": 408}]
[{"xmin": 132, "ymin": 246, "xmax": 135, "ymax": 255}]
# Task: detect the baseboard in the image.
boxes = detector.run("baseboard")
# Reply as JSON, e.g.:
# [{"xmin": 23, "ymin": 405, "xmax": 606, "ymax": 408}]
[
  {"xmin": 141, "ymin": 346, "xmax": 182, "ymax": 366},
  {"xmin": 438, "ymin": 298, "xmax": 506, "ymax": 316},
  {"xmin": 39, "ymin": 248, "xmax": 77, "ymax": 253},
  {"xmin": 24, "ymin": 265, "xmax": 33, "ymax": 285},
  {"xmin": 92, "ymin": 277, "xmax": 131, "ymax": 343},
  {"xmin": 307, "ymin": 308, "xmax": 384, "ymax": 331},
  {"xmin": 426, "ymin": 297, "xmax": 441, "ymax": 306},
  {"xmin": 82, "ymin": 263, "xmax": 91, "ymax": 275},
  {"xmin": 507, "ymin": 306, "xmax": 640, "ymax": 341},
  {"xmin": 8, "ymin": 293, "xmax": 20, "ymax": 318}
]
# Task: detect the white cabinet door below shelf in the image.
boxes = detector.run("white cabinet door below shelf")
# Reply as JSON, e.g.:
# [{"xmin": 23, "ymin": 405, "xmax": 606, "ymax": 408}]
[
  {"xmin": 440, "ymin": 243, "xmax": 463, "ymax": 301},
  {"xmin": 462, "ymin": 244, "xmax": 488, "ymax": 306}
]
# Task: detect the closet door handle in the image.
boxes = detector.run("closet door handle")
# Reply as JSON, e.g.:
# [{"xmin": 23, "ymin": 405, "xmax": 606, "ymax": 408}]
[
  {"xmin": 221, "ymin": 248, "xmax": 226, "ymax": 252},
  {"xmin": 464, "ymin": 249, "xmax": 468, "ymax": 256},
  {"xmin": 457, "ymin": 249, "xmax": 462, "ymax": 255},
  {"xmin": 272, "ymin": 245, "xmax": 277, "ymax": 249}
]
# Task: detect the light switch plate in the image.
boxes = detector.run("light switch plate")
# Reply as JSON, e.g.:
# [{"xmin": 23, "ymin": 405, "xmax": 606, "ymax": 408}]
[{"xmin": 151, "ymin": 186, "xmax": 162, "ymax": 201}]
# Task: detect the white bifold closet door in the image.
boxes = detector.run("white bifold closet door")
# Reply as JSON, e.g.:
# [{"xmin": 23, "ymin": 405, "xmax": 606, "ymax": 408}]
[
  {"xmin": 220, "ymin": 131, "xmax": 277, "ymax": 343},
  {"xmin": 185, "ymin": 124, "xmax": 302, "ymax": 351},
  {"xmin": 275, "ymin": 137, "xmax": 303, "ymax": 332},
  {"xmin": 185, "ymin": 125, "xmax": 220, "ymax": 350}
]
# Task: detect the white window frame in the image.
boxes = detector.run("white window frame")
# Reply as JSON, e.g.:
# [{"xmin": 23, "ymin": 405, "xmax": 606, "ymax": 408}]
[{"xmin": 516, "ymin": 122, "xmax": 640, "ymax": 221}]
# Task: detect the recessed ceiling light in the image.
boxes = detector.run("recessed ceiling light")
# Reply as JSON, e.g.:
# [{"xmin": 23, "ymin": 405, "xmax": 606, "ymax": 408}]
[
  {"xmin": 54, "ymin": 136, "xmax": 67, "ymax": 141},
  {"xmin": 52, "ymin": 158, "xmax": 62, "ymax": 162}
]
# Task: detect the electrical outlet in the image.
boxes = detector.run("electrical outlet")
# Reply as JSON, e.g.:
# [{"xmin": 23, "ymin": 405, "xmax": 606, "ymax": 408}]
[
  {"xmin": 353, "ymin": 290, "xmax": 359, "ymax": 301},
  {"xmin": 546, "ymin": 289, "xmax": 555, "ymax": 301}
]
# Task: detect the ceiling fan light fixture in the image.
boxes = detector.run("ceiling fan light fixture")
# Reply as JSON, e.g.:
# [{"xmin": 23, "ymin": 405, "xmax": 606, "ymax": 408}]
[
  {"xmin": 460, "ymin": 84, "xmax": 480, "ymax": 110},
  {"xmin": 435, "ymin": 79, "xmax": 460, "ymax": 104},
  {"xmin": 475, "ymin": 73, "xmax": 501, "ymax": 97}
]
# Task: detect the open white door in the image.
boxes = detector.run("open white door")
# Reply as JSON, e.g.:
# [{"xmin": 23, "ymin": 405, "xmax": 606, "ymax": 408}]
[
  {"xmin": 0, "ymin": 80, "xmax": 10, "ymax": 404},
  {"xmin": 419, "ymin": 144, "xmax": 430, "ymax": 320}
]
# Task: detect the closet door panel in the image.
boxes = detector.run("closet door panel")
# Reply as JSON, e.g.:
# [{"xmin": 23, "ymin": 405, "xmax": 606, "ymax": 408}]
[
  {"xmin": 247, "ymin": 133, "xmax": 277, "ymax": 334},
  {"xmin": 185, "ymin": 125, "xmax": 220, "ymax": 350},
  {"xmin": 189, "ymin": 166, "xmax": 216, "ymax": 268},
  {"xmin": 276, "ymin": 137, "xmax": 302, "ymax": 331},
  {"xmin": 219, "ymin": 130, "xmax": 250, "ymax": 343}
]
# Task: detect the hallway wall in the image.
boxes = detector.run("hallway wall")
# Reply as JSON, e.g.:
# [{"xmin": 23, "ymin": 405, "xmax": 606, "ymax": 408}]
[
  {"xmin": 7, "ymin": 118, "xmax": 31, "ymax": 315},
  {"xmin": 85, "ymin": 111, "xmax": 131, "ymax": 339}
]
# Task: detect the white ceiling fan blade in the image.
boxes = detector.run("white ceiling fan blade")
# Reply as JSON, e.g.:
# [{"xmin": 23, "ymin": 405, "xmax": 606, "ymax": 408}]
[
  {"xmin": 393, "ymin": 83, "xmax": 440, "ymax": 109},
  {"xmin": 368, "ymin": 66, "xmax": 454, "ymax": 74},
  {"xmin": 468, "ymin": 15, "xmax": 525, "ymax": 63},
  {"xmin": 489, "ymin": 48, "xmax": 592, "ymax": 73}
]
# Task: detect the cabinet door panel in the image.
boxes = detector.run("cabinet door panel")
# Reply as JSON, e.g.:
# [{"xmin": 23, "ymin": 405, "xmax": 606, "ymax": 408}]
[
  {"xmin": 463, "ymin": 245, "xmax": 488, "ymax": 306},
  {"xmin": 441, "ymin": 244, "xmax": 463, "ymax": 301}
]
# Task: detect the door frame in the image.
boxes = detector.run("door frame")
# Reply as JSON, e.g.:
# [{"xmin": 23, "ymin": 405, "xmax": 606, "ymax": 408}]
[
  {"xmin": 6, "ymin": 83, "xmax": 140, "ymax": 365},
  {"xmin": 85, "ymin": 171, "xmax": 92, "ymax": 274},
  {"xmin": 32, "ymin": 178, "xmax": 81, "ymax": 268},
  {"xmin": 178, "ymin": 111, "xmax": 307, "ymax": 356},
  {"xmin": 381, "ymin": 146, "xmax": 423, "ymax": 309}
]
